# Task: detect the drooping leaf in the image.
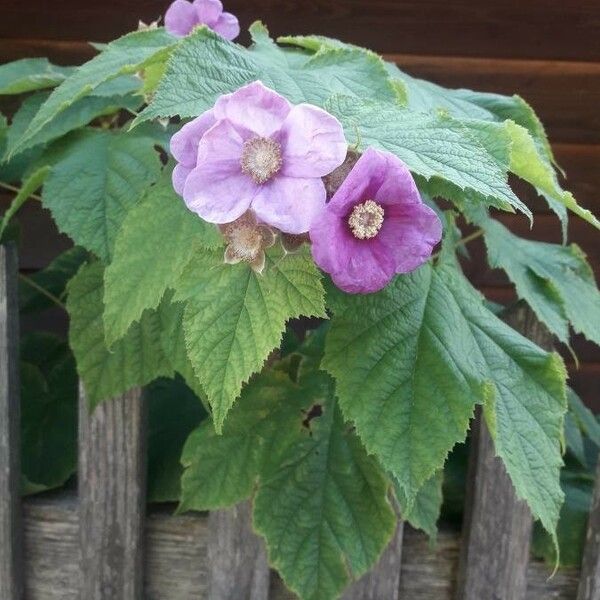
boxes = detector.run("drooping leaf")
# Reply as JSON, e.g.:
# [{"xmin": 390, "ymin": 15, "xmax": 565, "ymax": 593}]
[
  {"xmin": 179, "ymin": 370, "xmax": 294, "ymax": 511},
  {"xmin": 253, "ymin": 369, "xmax": 396, "ymax": 600},
  {"xmin": 103, "ymin": 168, "xmax": 220, "ymax": 345},
  {"xmin": 0, "ymin": 166, "xmax": 49, "ymax": 239},
  {"xmin": 136, "ymin": 22, "xmax": 398, "ymax": 124},
  {"xmin": 11, "ymin": 28, "xmax": 176, "ymax": 154},
  {"xmin": 20, "ymin": 333, "xmax": 77, "ymax": 493},
  {"xmin": 4, "ymin": 88, "xmax": 141, "ymax": 159},
  {"xmin": 42, "ymin": 128, "xmax": 162, "ymax": 261},
  {"xmin": 481, "ymin": 216, "xmax": 600, "ymax": 345},
  {"xmin": 0, "ymin": 58, "xmax": 74, "ymax": 95},
  {"xmin": 393, "ymin": 470, "xmax": 443, "ymax": 541},
  {"xmin": 174, "ymin": 247, "xmax": 327, "ymax": 431},
  {"xmin": 19, "ymin": 247, "xmax": 88, "ymax": 314},
  {"xmin": 67, "ymin": 261, "xmax": 172, "ymax": 408},
  {"xmin": 146, "ymin": 376, "xmax": 207, "ymax": 503},
  {"xmin": 326, "ymin": 95, "xmax": 526, "ymax": 216},
  {"xmin": 324, "ymin": 261, "xmax": 567, "ymax": 539}
]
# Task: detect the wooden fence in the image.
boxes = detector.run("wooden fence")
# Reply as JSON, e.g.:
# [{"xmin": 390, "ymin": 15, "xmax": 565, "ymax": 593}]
[{"xmin": 1, "ymin": 239, "xmax": 600, "ymax": 600}]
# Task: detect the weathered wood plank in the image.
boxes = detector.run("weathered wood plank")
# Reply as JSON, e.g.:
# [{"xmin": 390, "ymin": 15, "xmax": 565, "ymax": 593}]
[
  {"xmin": 21, "ymin": 493, "xmax": 578, "ymax": 599},
  {"xmin": 78, "ymin": 386, "xmax": 147, "ymax": 600},
  {"xmin": 342, "ymin": 520, "xmax": 404, "ymax": 599},
  {"xmin": 456, "ymin": 304, "xmax": 553, "ymax": 600},
  {"xmin": 0, "ymin": 243, "xmax": 23, "ymax": 600},
  {"xmin": 577, "ymin": 458, "xmax": 600, "ymax": 600},
  {"xmin": 1, "ymin": 0, "xmax": 600, "ymax": 61},
  {"xmin": 206, "ymin": 502, "xmax": 270, "ymax": 600}
]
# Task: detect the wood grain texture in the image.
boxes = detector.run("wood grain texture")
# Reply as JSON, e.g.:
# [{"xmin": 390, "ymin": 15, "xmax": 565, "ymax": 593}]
[
  {"xmin": 207, "ymin": 502, "xmax": 270, "ymax": 600},
  {"xmin": 577, "ymin": 459, "xmax": 600, "ymax": 600},
  {"xmin": 20, "ymin": 492, "xmax": 578, "ymax": 599},
  {"xmin": 1, "ymin": 0, "xmax": 600, "ymax": 60},
  {"xmin": 0, "ymin": 243, "xmax": 23, "ymax": 600},
  {"xmin": 342, "ymin": 520, "xmax": 404, "ymax": 599},
  {"xmin": 78, "ymin": 386, "xmax": 147, "ymax": 600},
  {"xmin": 456, "ymin": 304, "xmax": 553, "ymax": 600}
]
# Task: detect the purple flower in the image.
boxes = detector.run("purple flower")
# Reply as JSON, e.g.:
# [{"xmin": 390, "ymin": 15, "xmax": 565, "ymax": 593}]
[
  {"xmin": 309, "ymin": 148, "xmax": 442, "ymax": 294},
  {"xmin": 171, "ymin": 81, "xmax": 347, "ymax": 234},
  {"xmin": 164, "ymin": 0, "xmax": 240, "ymax": 40}
]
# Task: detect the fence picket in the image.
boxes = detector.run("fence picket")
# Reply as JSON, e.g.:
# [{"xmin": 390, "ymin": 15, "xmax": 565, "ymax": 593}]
[
  {"xmin": 78, "ymin": 385, "xmax": 147, "ymax": 600},
  {"xmin": 0, "ymin": 243, "xmax": 23, "ymax": 600},
  {"xmin": 577, "ymin": 458, "xmax": 600, "ymax": 600},
  {"xmin": 342, "ymin": 520, "xmax": 404, "ymax": 599},
  {"xmin": 207, "ymin": 501, "xmax": 270, "ymax": 600},
  {"xmin": 456, "ymin": 303, "xmax": 553, "ymax": 600}
]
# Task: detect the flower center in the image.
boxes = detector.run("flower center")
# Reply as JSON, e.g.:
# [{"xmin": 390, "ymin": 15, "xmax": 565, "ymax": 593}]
[
  {"xmin": 240, "ymin": 137, "xmax": 283, "ymax": 184},
  {"xmin": 347, "ymin": 200, "xmax": 385, "ymax": 239}
]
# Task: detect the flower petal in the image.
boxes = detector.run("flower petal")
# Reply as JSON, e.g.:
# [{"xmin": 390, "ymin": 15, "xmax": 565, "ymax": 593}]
[
  {"xmin": 310, "ymin": 213, "xmax": 395, "ymax": 294},
  {"xmin": 183, "ymin": 165, "xmax": 257, "ymax": 224},
  {"xmin": 252, "ymin": 176, "xmax": 326, "ymax": 234},
  {"xmin": 193, "ymin": 0, "xmax": 223, "ymax": 24},
  {"xmin": 164, "ymin": 0, "xmax": 198, "ymax": 37},
  {"xmin": 212, "ymin": 12, "xmax": 240, "ymax": 40},
  {"xmin": 279, "ymin": 104, "xmax": 347, "ymax": 178},
  {"xmin": 170, "ymin": 109, "xmax": 216, "ymax": 167},
  {"xmin": 173, "ymin": 163, "xmax": 192, "ymax": 195},
  {"xmin": 214, "ymin": 81, "xmax": 291, "ymax": 138}
]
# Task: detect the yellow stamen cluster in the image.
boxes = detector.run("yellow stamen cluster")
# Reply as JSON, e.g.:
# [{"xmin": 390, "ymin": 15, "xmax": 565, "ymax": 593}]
[
  {"xmin": 240, "ymin": 136, "xmax": 283, "ymax": 184},
  {"xmin": 348, "ymin": 200, "xmax": 385, "ymax": 239}
]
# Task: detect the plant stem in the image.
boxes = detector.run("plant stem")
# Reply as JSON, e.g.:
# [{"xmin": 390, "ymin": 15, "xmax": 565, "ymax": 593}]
[
  {"xmin": 430, "ymin": 228, "xmax": 484, "ymax": 261},
  {"xmin": 0, "ymin": 180, "xmax": 43, "ymax": 202},
  {"xmin": 18, "ymin": 273, "xmax": 66, "ymax": 310}
]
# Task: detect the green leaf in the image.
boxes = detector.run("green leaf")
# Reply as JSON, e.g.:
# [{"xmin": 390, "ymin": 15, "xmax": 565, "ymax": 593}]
[
  {"xmin": 103, "ymin": 168, "xmax": 220, "ymax": 345},
  {"xmin": 20, "ymin": 333, "xmax": 77, "ymax": 493},
  {"xmin": 568, "ymin": 388, "xmax": 600, "ymax": 449},
  {"xmin": 0, "ymin": 58, "xmax": 73, "ymax": 95},
  {"xmin": 19, "ymin": 247, "xmax": 88, "ymax": 314},
  {"xmin": 326, "ymin": 96, "xmax": 525, "ymax": 216},
  {"xmin": 136, "ymin": 22, "xmax": 397, "ymax": 124},
  {"xmin": 67, "ymin": 261, "xmax": 172, "ymax": 408},
  {"xmin": 481, "ymin": 216, "xmax": 600, "ymax": 346},
  {"xmin": 147, "ymin": 376, "xmax": 207, "ymax": 503},
  {"xmin": 42, "ymin": 128, "xmax": 162, "ymax": 261},
  {"xmin": 253, "ymin": 370, "xmax": 396, "ymax": 600},
  {"xmin": 174, "ymin": 247, "xmax": 326, "ymax": 431},
  {"xmin": 0, "ymin": 166, "xmax": 49, "ymax": 239},
  {"xmin": 11, "ymin": 29, "xmax": 176, "ymax": 154},
  {"xmin": 324, "ymin": 262, "xmax": 567, "ymax": 538},
  {"xmin": 4, "ymin": 88, "xmax": 140, "ymax": 159},
  {"xmin": 179, "ymin": 369, "xmax": 293, "ymax": 511},
  {"xmin": 393, "ymin": 471, "xmax": 443, "ymax": 541}
]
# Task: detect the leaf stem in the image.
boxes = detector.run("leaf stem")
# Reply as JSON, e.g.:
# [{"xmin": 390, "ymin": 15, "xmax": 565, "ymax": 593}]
[
  {"xmin": 431, "ymin": 228, "xmax": 484, "ymax": 261},
  {"xmin": 18, "ymin": 273, "xmax": 66, "ymax": 310},
  {"xmin": 0, "ymin": 180, "xmax": 43, "ymax": 202}
]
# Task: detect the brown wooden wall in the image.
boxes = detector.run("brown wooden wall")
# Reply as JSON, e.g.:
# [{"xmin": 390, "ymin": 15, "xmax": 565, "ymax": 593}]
[{"xmin": 0, "ymin": 0, "xmax": 599, "ymax": 408}]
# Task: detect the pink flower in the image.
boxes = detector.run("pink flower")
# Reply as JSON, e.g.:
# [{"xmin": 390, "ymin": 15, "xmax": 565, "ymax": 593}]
[
  {"xmin": 164, "ymin": 0, "xmax": 240, "ymax": 40},
  {"xmin": 170, "ymin": 81, "xmax": 347, "ymax": 234},
  {"xmin": 309, "ymin": 148, "xmax": 442, "ymax": 294}
]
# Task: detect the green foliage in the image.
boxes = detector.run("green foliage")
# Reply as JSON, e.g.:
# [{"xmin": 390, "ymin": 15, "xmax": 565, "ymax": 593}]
[
  {"xmin": 181, "ymin": 355, "xmax": 396, "ymax": 600},
  {"xmin": 67, "ymin": 261, "xmax": 172, "ymax": 408},
  {"xmin": 136, "ymin": 22, "xmax": 398, "ymax": 124},
  {"xmin": 103, "ymin": 168, "xmax": 220, "ymax": 345},
  {"xmin": 481, "ymin": 216, "xmax": 600, "ymax": 346},
  {"xmin": 174, "ymin": 247, "xmax": 327, "ymax": 431},
  {"xmin": 147, "ymin": 376, "xmax": 207, "ymax": 502},
  {"xmin": 0, "ymin": 58, "xmax": 73, "ymax": 95},
  {"xmin": 19, "ymin": 247, "xmax": 88, "ymax": 313},
  {"xmin": 0, "ymin": 166, "xmax": 49, "ymax": 239},
  {"xmin": 324, "ymin": 261, "xmax": 567, "ymax": 539},
  {"xmin": 4, "ymin": 85, "xmax": 140, "ymax": 159},
  {"xmin": 20, "ymin": 333, "xmax": 77, "ymax": 493},
  {"xmin": 10, "ymin": 28, "xmax": 176, "ymax": 155},
  {"xmin": 42, "ymin": 128, "xmax": 162, "ymax": 261}
]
